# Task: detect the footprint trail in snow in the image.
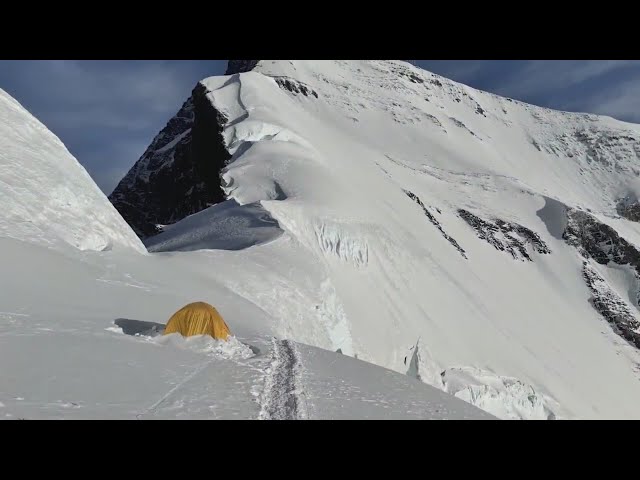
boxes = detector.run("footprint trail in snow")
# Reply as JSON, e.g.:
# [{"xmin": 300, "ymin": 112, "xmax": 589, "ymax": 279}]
[{"xmin": 259, "ymin": 338, "xmax": 308, "ymax": 420}]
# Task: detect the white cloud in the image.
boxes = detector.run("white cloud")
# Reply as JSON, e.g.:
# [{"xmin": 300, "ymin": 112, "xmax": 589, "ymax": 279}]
[
  {"xmin": 573, "ymin": 76, "xmax": 640, "ymax": 123},
  {"xmin": 1, "ymin": 60, "xmax": 215, "ymax": 131},
  {"xmin": 416, "ymin": 60, "xmax": 640, "ymax": 123},
  {"xmin": 493, "ymin": 60, "xmax": 638, "ymax": 98}
]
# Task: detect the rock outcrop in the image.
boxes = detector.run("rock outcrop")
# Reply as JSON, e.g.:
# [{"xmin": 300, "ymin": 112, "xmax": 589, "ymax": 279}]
[{"xmin": 109, "ymin": 83, "xmax": 231, "ymax": 238}]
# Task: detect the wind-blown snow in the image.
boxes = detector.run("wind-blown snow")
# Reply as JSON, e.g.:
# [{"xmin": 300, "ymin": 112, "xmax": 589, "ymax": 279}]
[{"xmin": 0, "ymin": 89, "xmax": 144, "ymax": 253}]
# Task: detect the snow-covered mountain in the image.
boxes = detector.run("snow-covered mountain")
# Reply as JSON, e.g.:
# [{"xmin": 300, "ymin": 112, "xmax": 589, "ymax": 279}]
[
  {"xmin": 0, "ymin": 88, "xmax": 144, "ymax": 253},
  {"xmin": 0, "ymin": 83, "xmax": 491, "ymax": 420},
  {"xmin": 110, "ymin": 60, "xmax": 640, "ymax": 420}
]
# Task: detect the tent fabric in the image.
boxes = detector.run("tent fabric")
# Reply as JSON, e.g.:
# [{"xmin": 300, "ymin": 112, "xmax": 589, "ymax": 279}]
[{"xmin": 164, "ymin": 302, "xmax": 231, "ymax": 340}]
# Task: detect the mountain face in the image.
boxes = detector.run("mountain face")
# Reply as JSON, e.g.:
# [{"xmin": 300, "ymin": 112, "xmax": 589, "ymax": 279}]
[
  {"xmin": 109, "ymin": 83, "xmax": 231, "ymax": 238},
  {"xmin": 0, "ymin": 88, "xmax": 144, "ymax": 253},
  {"xmin": 110, "ymin": 60, "xmax": 640, "ymax": 419},
  {"xmin": 109, "ymin": 60, "xmax": 274, "ymax": 238}
]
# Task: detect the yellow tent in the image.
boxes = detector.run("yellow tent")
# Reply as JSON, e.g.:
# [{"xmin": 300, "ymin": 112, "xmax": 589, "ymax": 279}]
[{"xmin": 164, "ymin": 302, "xmax": 231, "ymax": 340}]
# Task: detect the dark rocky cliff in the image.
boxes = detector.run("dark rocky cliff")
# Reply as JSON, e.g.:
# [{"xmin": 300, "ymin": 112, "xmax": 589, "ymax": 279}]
[{"xmin": 109, "ymin": 82, "xmax": 230, "ymax": 238}]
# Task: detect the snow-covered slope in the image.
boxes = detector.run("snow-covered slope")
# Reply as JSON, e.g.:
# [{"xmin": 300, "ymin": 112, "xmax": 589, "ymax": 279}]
[
  {"xmin": 0, "ymin": 89, "xmax": 144, "ymax": 253},
  {"xmin": 0, "ymin": 84, "xmax": 491, "ymax": 419},
  {"xmin": 111, "ymin": 60, "xmax": 640, "ymax": 420},
  {"xmin": 0, "ymin": 236, "xmax": 491, "ymax": 419}
]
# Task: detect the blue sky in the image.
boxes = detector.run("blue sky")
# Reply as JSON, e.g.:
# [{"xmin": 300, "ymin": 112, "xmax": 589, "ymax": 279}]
[{"xmin": 1, "ymin": 60, "xmax": 639, "ymax": 194}]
